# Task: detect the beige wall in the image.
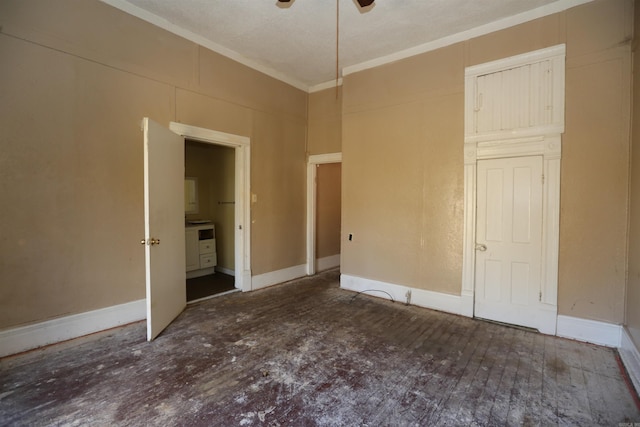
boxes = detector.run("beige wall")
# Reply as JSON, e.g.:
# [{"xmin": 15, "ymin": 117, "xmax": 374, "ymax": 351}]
[
  {"xmin": 308, "ymin": 88, "xmax": 342, "ymax": 155},
  {"xmin": 185, "ymin": 142, "xmax": 235, "ymax": 271},
  {"xmin": 316, "ymin": 163, "xmax": 342, "ymax": 260},
  {"xmin": 0, "ymin": 0, "xmax": 307, "ymax": 329},
  {"xmin": 342, "ymin": 44, "xmax": 465, "ymax": 293},
  {"xmin": 1, "ymin": 0, "xmax": 635, "ymax": 332},
  {"xmin": 627, "ymin": 0, "xmax": 640, "ymax": 348},
  {"xmin": 342, "ymin": 0, "xmax": 632, "ymax": 324}
]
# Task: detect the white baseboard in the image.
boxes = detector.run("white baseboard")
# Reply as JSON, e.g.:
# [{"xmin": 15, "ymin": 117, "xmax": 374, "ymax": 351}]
[
  {"xmin": 620, "ymin": 328, "xmax": 640, "ymax": 395},
  {"xmin": 340, "ymin": 276, "xmax": 626, "ymax": 349},
  {"xmin": 0, "ymin": 299, "xmax": 146, "ymax": 358},
  {"xmin": 215, "ymin": 266, "xmax": 235, "ymax": 276},
  {"xmin": 317, "ymin": 254, "xmax": 340, "ymax": 272},
  {"xmin": 186, "ymin": 267, "xmax": 216, "ymax": 279},
  {"xmin": 556, "ymin": 315, "xmax": 622, "ymax": 348},
  {"xmin": 340, "ymin": 274, "xmax": 467, "ymax": 317},
  {"xmin": 251, "ymin": 264, "xmax": 307, "ymax": 291}
]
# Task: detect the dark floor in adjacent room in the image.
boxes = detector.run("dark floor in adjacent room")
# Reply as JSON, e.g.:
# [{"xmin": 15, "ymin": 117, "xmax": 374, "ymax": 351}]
[
  {"xmin": 1, "ymin": 269, "xmax": 639, "ymax": 426},
  {"xmin": 186, "ymin": 272, "xmax": 236, "ymax": 302}
]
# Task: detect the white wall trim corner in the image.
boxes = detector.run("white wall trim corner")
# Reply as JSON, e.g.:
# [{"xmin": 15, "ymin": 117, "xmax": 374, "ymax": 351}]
[
  {"xmin": 556, "ymin": 315, "xmax": 622, "ymax": 348},
  {"xmin": 340, "ymin": 274, "xmax": 469, "ymax": 317},
  {"xmin": 251, "ymin": 264, "xmax": 307, "ymax": 291},
  {"xmin": 620, "ymin": 328, "xmax": 640, "ymax": 395},
  {"xmin": 0, "ymin": 299, "xmax": 146, "ymax": 358},
  {"xmin": 317, "ymin": 254, "xmax": 340, "ymax": 272}
]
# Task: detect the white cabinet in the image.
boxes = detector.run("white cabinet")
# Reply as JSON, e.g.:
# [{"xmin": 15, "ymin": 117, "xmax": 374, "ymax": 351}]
[
  {"xmin": 185, "ymin": 225, "xmax": 217, "ymax": 278},
  {"xmin": 185, "ymin": 229, "xmax": 200, "ymax": 272}
]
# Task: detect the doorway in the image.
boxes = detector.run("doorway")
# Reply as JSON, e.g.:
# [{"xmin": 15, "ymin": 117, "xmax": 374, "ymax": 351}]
[
  {"xmin": 474, "ymin": 155, "xmax": 544, "ymax": 329},
  {"xmin": 170, "ymin": 122, "xmax": 252, "ymax": 293},
  {"xmin": 184, "ymin": 140, "xmax": 237, "ymax": 302},
  {"xmin": 462, "ymin": 45, "xmax": 564, "ymax": 334},
  {"xmin": 143, "ymin": 119, "xmax": 251, "ymax": 340},
  {"xmin": 306, "ymin": 153, "xmax": 342, "ymax": 275}
]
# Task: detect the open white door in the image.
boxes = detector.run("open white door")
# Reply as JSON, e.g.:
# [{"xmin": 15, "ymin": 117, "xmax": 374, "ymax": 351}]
[{"xmin": 143, "ymin": 118, "xmax": 186, "ymax": 340}]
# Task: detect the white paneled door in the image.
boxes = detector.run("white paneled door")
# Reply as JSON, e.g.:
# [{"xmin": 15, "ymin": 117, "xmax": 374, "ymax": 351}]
[
  {"xmin": 143, "ymin": 118, "xmax": 186, "ymax": 340},
  {"xmin": 475, "ymin": 156, "xmax": 543, "ymax": 330}
]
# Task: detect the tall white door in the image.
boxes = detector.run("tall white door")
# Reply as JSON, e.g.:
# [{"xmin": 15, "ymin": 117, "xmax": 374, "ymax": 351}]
[
  {"xmin": 475, "ymin": 156, "xmax": 543, "ymax": 330},
  {"xmin": 143, "ymin": 118, "xmax": 186, "ymax": 340}
]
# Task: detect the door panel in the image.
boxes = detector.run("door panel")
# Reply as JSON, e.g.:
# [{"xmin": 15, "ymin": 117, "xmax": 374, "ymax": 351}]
[
  {"xmin": 475, "ymin": 156, "xmax": 543, "ymax": 329},
  {"xmin": 143, "ymin": 118, "xmax": 186, "ymax": 341}
]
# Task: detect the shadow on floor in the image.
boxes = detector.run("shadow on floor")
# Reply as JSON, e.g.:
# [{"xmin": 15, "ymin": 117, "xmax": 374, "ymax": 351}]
[{"xmin": 186, "ymin": 272, "xmax": 235, "ymax": 302}]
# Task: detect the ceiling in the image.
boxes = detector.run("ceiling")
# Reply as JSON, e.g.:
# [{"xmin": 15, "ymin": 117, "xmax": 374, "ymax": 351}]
[{"xmin": 102, "ymin": 0, "xmax": 588, "ymax": 92}]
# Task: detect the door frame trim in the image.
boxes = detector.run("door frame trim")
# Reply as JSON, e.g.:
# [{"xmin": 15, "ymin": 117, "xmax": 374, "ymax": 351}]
[
  {"xmin": 462, "ymin": 135, "xmax": 561, "ymax": 334},
  {"xmin": 169, "ymin": 122, "xmax": 252, "ymax": 292},
  {"xmin": 306, "ymin": 152, "xmax": 342, "ymax": 276}
]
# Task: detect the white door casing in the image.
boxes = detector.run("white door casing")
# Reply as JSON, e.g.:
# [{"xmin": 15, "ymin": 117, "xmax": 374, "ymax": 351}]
[
  {"xmin": 463, "ymin": 136, "xmax": 561, "ymax": 334},
  {"xmin": 169, "ymin": 122, "xmax": 252, "ymax": 291},
  {"xmin": 306, "ymin": 152, "xmax": 342, "ymax": 276},
  {"xmin": 463, "ymin": 45, "xmax": 564, "ymax": 334},
  {"xmin": 143, "ymin": 118, "xmax": 187, "ymax": 341},
  {"xmin": 475, "ymin": 156, "xmax": 543, "ymax": 329}
]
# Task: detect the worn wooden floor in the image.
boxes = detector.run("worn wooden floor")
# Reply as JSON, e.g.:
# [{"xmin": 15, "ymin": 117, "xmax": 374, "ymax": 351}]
[
  {"xmin": 1, "ymin": 270, "xmax": 639, "ymax": 426},
  {"xmin": 187, "ymin": 272, "xmax": 236, "ymax": 302}
]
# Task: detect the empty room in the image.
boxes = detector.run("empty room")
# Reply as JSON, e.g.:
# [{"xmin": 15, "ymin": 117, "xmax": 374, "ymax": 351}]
[{"xmin": 1, "ymin": 0, "xmax": 640, "ymax": 425}]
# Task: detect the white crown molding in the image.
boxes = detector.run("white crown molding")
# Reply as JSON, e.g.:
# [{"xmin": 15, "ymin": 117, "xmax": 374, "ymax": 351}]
[
  {"xmin": 343, "ymin": 0, "xmax": 591, "ymax": 78},
  {"xmin": 99, "ymin": 0, "xmax": 310, "ymax": 92},
  {"xmin": 101, "ymin": 0, "xmax": 592, "ymax": 94}
]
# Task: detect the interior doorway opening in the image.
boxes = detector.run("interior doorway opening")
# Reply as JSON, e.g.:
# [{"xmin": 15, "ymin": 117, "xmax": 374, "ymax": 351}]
[
  {"xmin": 170, "ymin": 122, "xmax": 252, "ymax": 294},
  {"xmin": 184, "ymin": 140, "xmax": 237, "ymax": 302},
  {"xmin": 306, "ymin": 153, "xmax": 342, "ymax": 275}
]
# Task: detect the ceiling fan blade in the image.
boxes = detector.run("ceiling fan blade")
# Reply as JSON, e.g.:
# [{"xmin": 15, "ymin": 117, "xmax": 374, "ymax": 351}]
[{"xmin": 357, "ymin": 0, "xmax": 375, "ymax": 6}]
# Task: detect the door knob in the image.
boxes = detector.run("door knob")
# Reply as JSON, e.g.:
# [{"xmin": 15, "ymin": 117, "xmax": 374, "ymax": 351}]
[
  {"xmin": 140, "ymin": 238, "xmax": 161, "ymax": 246},
  {"xmin": 475, "ymin": 243, "xmax": 487, "ymax": 252}
]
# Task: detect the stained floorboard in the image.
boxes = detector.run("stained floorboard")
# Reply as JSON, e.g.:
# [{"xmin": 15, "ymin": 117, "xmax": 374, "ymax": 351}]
[
  {"xmin": 186, "ymin": 272, "xmax": 236, "ymax": 302},
  {"xmin": 1, "ymin": 270, "xmax": 639, "ymax": 426}
]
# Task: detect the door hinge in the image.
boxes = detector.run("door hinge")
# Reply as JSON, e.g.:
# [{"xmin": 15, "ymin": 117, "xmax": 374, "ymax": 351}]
[
  {"xmin": 541, "ymin": 174, "xmax": 545, "ymax": 185},
  {"xmin": 539, "ymin": 290, "xmax": 542, "ymax": 302}
]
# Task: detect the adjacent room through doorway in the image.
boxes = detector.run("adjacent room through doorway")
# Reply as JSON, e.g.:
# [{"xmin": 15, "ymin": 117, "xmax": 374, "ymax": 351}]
[{"xmin": 184, "ymin": 140, "xmax": 237, "ymax": 302}]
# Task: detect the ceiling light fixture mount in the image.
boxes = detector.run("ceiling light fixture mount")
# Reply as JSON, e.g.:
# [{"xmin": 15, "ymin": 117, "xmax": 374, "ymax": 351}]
[{"xmin": 277, "ymin": 0, "xmax": 374, "ymax": 8}]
